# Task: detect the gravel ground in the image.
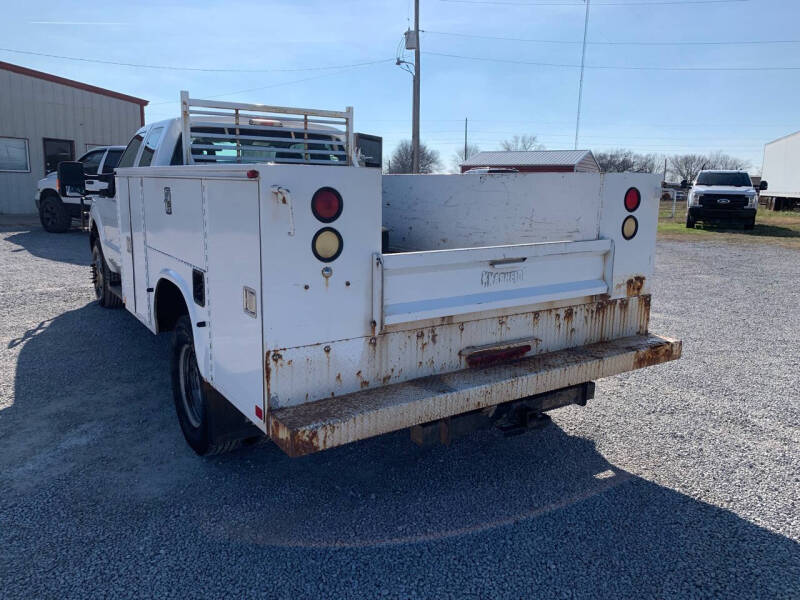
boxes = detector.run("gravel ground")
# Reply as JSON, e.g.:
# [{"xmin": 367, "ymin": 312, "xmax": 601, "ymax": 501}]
[{"xmin": 1, "ymin": 224, "xmax": 798, "ymax": 599}]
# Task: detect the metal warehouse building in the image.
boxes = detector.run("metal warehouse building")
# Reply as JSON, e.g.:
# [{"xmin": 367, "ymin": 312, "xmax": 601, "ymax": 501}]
[
  {"xmin": 0, "ymin": 61, "xmax": 147, "ymax": 214},
  {"xmin": 461, "ymin": 150, "xmax": 600, "ymax": 174}
]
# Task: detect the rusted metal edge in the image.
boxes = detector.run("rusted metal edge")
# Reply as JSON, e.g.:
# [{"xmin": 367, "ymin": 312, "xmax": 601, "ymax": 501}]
[{"xmin": 268, "ymin": 333, "xmax": 681, "ymax": 457}]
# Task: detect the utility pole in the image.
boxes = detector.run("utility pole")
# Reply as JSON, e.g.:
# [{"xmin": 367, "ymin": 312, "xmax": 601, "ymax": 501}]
[
  {"xmin": 574, "ymin": 0, "xmax": 590, "ymax": 150},
  {"xmin": 464, "ymin": 117, "xmax": 468, "ymax": 164},
  {"xmin": 412, "ymin": 0, "xmax": 421, "ymax": 173}
]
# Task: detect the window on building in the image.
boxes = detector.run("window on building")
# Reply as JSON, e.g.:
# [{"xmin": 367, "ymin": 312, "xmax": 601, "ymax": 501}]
[
  {"xmin": 78, "ymin": 149, "xmax": 105, "ymax": 175},
  {"xmin": 117, "ymin": 134, "xmax": 144, "ymax": 168},
  {"xmin": 101, "ymin": 150, "xmax": 123, "ymax": 173},
  {"xmin": 0, "ymin": 137, "xmax": 30, "ymax": 172},
  {"xmin": 138, "ymin": 127, "xmax": 165, "ymax": 167},
  {"xmin": 43, "ymin": 138, "xmax": 75, "ymax": 174}
]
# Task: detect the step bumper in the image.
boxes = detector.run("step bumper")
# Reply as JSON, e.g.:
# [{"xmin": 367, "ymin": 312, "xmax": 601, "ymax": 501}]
[{"xmin": 268, "ymin": 333, "xmax": 681, "ymax": 457}]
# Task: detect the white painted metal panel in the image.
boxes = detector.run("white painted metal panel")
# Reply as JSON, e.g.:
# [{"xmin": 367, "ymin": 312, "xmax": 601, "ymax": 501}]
[
  {"xmin": 128, "ymin": 177, "xmax": 151, "ymax": 324},
  {"xmin": 258, "ymin": 165, "xmax": 381, "ymax": 351},
  {"xmin": 93, "ymin": 192, "xmax": 121, "ymax": 269},
  {"xmin": 205, "ymin": 178, "xmax": 266, "ymax": 429},
  {"xmin": 117, "ymin": 179, "xmax": 134, "ymax": 306},
  {"xmin": 378, "ymin": 239, "xmax": 611, "ymax": 326},
  {"xmin": 269, "ymin": 295, "xmax": 649, "ymax": 408},
  {"xmin": 597, "ymin": 173, "xmax": 660, "ymax": 298},
  {"xmin": 382, "ymin": 173, "xmax": 602, "ymax": 251},
  {"xmin": 142, "ymin": 178, "xmax": 205, "ymax": 269},
  {"xmin": 762, "ymin": 131, "xmax": 800, "ymax": 199}
]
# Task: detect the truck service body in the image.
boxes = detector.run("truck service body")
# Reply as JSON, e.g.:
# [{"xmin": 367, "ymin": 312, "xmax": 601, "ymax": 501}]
[{"xmin": 76, "ymin": 92, "xmax": 681, "ymax": 457}]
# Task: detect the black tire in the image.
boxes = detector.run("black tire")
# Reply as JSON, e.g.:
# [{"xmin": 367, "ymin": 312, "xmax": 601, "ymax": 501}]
[
  {"xmin": 744, "ymin": 218, "xmax": 755, "ymax": 231},
  {"xmin": 91, "ymin": 242, "xmax": 122, "ymax": 308},
  {"xmin": 39, "ymin": 193, "xmax": 71, "ymax": 233},
  {"xmin": 685, "ymin": 215, "xmax": 695, "ymax": 229},
  {"xmin": 171, "ymin": 316, "xmax": 241, "ymax": 456}
]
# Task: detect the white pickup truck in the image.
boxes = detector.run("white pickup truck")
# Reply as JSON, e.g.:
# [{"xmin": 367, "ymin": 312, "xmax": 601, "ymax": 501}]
[
  {"xmin": 36, "ymin": 146, "xmax": 124, "ymax": 232},
  {"xmin": 59, "ymin": 92, "xmax": 681, "ymax": 457},
  {"xmin": 683, "ymin": 170, "xmax": 764, "ymax": 230}
]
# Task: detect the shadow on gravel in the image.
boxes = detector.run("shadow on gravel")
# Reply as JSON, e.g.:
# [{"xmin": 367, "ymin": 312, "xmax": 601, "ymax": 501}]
[
  {"xmin": 4, "ymin": 227, "xmax": 90, "ymax": 266},
  {"xmin": 3, "ymin": 303, "xmax": 799, "ymax": 598}
]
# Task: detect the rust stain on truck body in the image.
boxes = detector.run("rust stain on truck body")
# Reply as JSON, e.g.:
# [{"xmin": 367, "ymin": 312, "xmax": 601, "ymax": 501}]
[
  {"xmin": 264, "ymin": 295, "xmax": 654, "ymax": 411},
  {"xmin": 268, "ymin": 333, "xmax": 681, "ymax": 457}
]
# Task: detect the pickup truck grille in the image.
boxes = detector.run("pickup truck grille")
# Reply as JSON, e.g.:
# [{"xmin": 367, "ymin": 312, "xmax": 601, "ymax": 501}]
[{"xmin": 699, "ymin": 194, "xmax": 749, "ymax": 209}]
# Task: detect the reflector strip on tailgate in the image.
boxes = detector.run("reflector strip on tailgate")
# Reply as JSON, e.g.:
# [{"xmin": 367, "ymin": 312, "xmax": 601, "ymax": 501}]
[{"xmin": 373, "ymin": 239, "xmax": 612, "ymax": 328}]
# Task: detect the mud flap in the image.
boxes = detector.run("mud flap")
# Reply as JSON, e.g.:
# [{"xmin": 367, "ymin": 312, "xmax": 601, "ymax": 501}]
[{"xmin": 203, "ymin": 383, "xmax": 265, "ymax": 445}]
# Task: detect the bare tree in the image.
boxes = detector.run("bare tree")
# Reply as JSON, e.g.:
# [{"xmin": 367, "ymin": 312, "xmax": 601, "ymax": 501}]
[
  {"xmin": 452, "ymin": 143, "xmax": 481, "ymax": 172},
  {"xmin": 668, "ymin": 154, "xmax": 707, "ymax": 183},
  {"xmin": 596, "ymin": 149, "xmax": 660, "ymax": 173},
  {"xmin": 385, "ymin": 140, "xmax": 441, "ymax": 174},
  {"xmin": 500, "ymin": 134, "xmax": 544, "ymax": 152},
  {"xmin": 704, "ymin": 150, "xmax": 750, "ymax": 172},
  {"xmin": 667, "ymin": 151, "xmax": 751, "ymax": 182}
]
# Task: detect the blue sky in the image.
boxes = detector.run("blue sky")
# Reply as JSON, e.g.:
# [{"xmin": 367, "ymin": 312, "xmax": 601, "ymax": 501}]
[{"xmin": 2, "ymin": 0, "xmax": 799, "ymax": 172}]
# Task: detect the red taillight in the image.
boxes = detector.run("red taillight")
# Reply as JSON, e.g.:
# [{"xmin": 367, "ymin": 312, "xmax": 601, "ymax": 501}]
[
  {"xmin": 624, "ymin": 187, "xmax": 641, "ymax": 212},
  {"xmin": 246, "ymin": 169, "xmax": 259, "ymax": 179},
  {"xmin": 311, "ymin": 187, "xmax": 343, "ymax": 223}
]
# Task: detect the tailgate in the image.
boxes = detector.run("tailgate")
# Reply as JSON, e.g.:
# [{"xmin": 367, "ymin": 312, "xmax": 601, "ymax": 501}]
[{"xmin": 373, "ymin": 239, "xmax": 611, "ymax": 328}]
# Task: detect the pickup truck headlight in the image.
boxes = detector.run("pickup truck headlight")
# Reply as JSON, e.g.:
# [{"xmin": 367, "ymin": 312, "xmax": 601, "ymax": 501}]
[{"xmin": 689, "ymin": 193, "xmax": 702, "ymax": 206}]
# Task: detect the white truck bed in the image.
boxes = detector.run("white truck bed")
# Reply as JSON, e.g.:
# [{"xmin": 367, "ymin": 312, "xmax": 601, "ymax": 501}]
[{"xmin": 100, "ymin": 161, "xmax": 678, "ymax": 454}]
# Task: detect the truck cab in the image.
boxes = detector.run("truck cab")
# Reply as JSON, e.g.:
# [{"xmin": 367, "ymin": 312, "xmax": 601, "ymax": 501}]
[{"xmin": 684, "ymin": 170, "xmax": 759, "ymax": 230}]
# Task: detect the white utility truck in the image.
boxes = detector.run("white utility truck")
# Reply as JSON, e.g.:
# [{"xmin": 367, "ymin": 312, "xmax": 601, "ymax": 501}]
[{"xmin": 58, "ymin": 92, "xmax": 681, "ymax": 457}]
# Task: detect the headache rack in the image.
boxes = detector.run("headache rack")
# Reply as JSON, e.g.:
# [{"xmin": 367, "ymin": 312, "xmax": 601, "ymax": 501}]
[{"xmin": 179, "ymin": 90, "xmax": 355, "ymax": 167}]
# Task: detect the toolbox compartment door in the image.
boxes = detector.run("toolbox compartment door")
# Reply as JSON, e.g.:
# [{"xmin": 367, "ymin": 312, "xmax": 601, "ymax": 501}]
[
  {"xmin": 375, "ymin": 239, "xmax": 611, "ymax": 327},
  {"xmin": 204, "ymin": 178, "xmax": 265, "ymax": 426}
]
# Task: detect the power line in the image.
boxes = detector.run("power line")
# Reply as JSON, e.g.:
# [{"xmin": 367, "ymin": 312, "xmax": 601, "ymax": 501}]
[
  {"xmin": 147, "ymin": 65, "xmax": 381, "ymax": 107},
  {"xmin": 362, "ymin": 118, "xmax": 789, "ymax": 127},
  {"xmin": 0, "ymin": 47, "xmax": 394, "ymax": 73},
  {"xmin": 426, "ymin": 51, "xmax": 800, "ymax": 71},
  {"xmin": 440, "ymin": 0, "xmax": 749, "ymax": 6},
  {"xmin": 424, "ymin": 30, "xmax": 800, "ymax": 46}
]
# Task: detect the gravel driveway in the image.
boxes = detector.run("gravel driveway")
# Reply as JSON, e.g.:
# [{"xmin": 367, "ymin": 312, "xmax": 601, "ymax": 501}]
[{"xmin": 1, "ymin": 224, "xmax": 798, "ymax": 599}]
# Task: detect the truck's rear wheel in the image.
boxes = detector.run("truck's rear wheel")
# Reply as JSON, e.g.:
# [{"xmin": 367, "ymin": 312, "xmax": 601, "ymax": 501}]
[
  {"xmin": 91, "ymin": 242, "xmax": 122, "ymax": 308},
  {"xmin": 39, "ymin": 194, "xmax": 70, "ymax": 233},
  {"xmin": 171, "ymin": 316, "xmax": 242, "ymax": 456}
]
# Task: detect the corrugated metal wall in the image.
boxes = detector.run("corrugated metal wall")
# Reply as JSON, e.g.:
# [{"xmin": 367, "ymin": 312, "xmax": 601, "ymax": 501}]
[
  {"xmin": 575, "ymin": 153, "xmax": 600, "ymax": 173},
  {"xmin": 0, "ymin": 69, "xmax": 142, "ymax": 214}
]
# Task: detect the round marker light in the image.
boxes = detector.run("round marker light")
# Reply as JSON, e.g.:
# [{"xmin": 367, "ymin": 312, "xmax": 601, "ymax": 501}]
[
  {"xmin": 311, "ymin": 187, "xmax": 343, "ymax": 222},
  {"xmin": 621, "ymin": 216, "xmax": 638, "ymax": 240},
  {"xmin": 624, "ymin": 187, "xmax": 641, "ymax": 212},
  {"xmin": 312, "ymin": 227, "xmax": 343, "ymax": 262}
]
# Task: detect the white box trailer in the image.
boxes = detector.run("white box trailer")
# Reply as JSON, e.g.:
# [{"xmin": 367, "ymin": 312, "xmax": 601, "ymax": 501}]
[
  {"xmin": 761, "ymin": 130, "xmax": 800, "ymax": 211},
  {"xmin": 65, "ymin": 92, "xmax": 681, "ymax": 457}
]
